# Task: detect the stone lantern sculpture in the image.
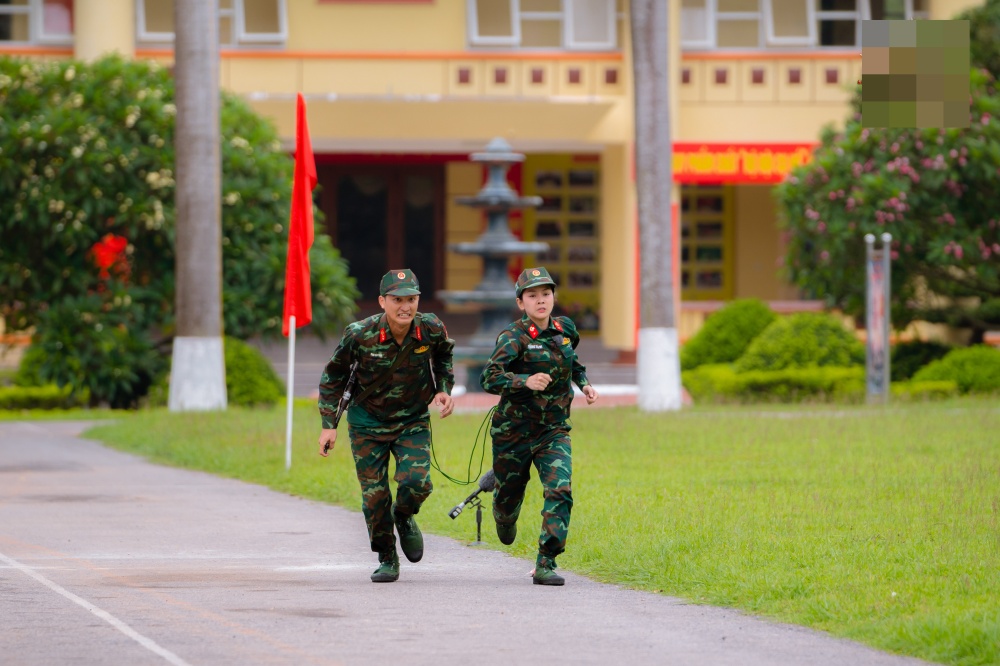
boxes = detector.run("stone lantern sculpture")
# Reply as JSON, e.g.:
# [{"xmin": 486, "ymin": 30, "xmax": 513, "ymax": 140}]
[{"xmin": 437, "ymin": 138, "xmax": 547, "ymax": 391}]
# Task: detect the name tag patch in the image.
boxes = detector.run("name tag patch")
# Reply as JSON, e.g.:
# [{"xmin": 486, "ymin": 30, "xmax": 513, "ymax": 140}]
[
  {"xmin": 527, "ymin": 343, "xmax": 544, "ymax": 350},
  {"xmin": 369, "ymin": 352, "xmax": 385, "ymax": 358}
]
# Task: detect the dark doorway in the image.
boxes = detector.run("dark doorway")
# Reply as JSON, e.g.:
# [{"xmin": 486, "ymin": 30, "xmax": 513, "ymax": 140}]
[{"xmin": 318, "ymin": 165, "xmax": 444, "ymax": 308}]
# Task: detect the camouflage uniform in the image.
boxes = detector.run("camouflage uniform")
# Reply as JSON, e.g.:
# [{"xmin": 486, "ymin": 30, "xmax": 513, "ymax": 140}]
[
  {"xmin": 480, "ymin": 269, "xmax": 590, "ymax": 570},
  {"xmin": 319, "ymin": 274, "xmax": 454, "ymax": 559}
]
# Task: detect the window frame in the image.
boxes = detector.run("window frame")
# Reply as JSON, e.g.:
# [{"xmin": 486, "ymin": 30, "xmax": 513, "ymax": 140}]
[
  {"xmin": 467, "ymin": 0, "xmax": 520, "ymax": 47},
  {"xmin": 0, "ymin": 0, "xmax": 74, "ymax": 46},
  {"xmin": 681, "ymin": 0, "xmax": 927, "ymax": 51},
  {"xmin": 763, "ymin": 0, "xmax": 816, "ymax": 47},
  {"xmin": 467, "ymin": 0, "xmax": 619, "ymax": 51},
  {"xmin": 135, "ymin": 0, "xmax": 287, "ymax": 47},
  {"xmin": 564, "ymin": 0, "xmax": 616, "ymax": 51}
]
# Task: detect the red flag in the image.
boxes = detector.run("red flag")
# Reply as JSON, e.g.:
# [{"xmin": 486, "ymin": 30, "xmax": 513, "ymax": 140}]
[{"xmin": 282, "ymin": 93, "xmax": 317, "ymax": 337}]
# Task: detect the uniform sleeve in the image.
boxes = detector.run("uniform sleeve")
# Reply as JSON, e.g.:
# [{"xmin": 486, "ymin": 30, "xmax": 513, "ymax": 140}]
[
  {"xmin": 561, "ymin": 317, "xmax": 590, "ymax": 389},
  {"xmin": 318, "ymin": 324, "xmax": 358, "ymax": 429},
  {"xmin": 426, "ymin": 314, "xmax": 455, "ymax": 395},
  {"xmin": 479, "ymin": 329, "xmax": 529, "ymax": 395}
]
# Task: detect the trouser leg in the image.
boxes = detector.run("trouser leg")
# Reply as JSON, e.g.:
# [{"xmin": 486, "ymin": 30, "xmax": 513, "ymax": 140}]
[
  {"xmin": 532, "ymin": 431, "xmax": 573, "ymax": 559},
  {"xmin": 349, "ymin": 429, "xmax": 394, "ymax": 554},
  {"xmin": 491, "ymin": 428, "xmax": 533, "ymax": 526},
  {"xmin": 390, "ymin": 422, "xmax": 432, "ymax": 517}
]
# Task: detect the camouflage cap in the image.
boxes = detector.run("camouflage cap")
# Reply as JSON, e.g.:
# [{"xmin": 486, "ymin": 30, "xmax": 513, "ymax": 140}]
[
  {"xmin": 515, "ymin": 267, "xmax": 556, "ymax": 298},
  {"xmin": 380, "ymin": 269, "xmax": 421, "ymax": 296}
]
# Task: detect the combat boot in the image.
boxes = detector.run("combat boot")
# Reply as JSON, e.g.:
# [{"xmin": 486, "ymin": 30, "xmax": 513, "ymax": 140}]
[
  {"xmin": 371, "ymin": 550, "xmax": 399, "ymax": 583},
  {"xmin": 532, "ymin": 555, "xmax": 565, "ymax": 586},
  {"xmin": 392, "ymin": 502, "xmax": 424, "ymax": 563},
  {"xmin": 496, "ymin": 520, "xmax": 517, "ymax": 545}
]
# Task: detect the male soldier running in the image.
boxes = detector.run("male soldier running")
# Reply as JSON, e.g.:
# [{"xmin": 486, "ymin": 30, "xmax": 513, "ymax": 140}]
[{"xmin": 319, "ymin": 269, "xmax": 455, "ymax": 583}]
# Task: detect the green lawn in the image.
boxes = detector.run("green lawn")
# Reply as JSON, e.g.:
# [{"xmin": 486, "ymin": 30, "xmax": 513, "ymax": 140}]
[{"xmin": 84, "ymin": 398, "xmax": 1000, "ymax": 666}]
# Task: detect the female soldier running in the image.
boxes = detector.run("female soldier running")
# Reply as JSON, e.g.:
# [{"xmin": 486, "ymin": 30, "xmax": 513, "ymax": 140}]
[{"xmin": 480, "ymin": 267, "xmax": 599, "ymax": 586}]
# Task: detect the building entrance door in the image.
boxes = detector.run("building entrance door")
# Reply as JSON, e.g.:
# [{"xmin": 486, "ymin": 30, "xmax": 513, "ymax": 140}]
[{"xmin": 318, "ymin": 165, "xmax": 444, "ymax": 306}]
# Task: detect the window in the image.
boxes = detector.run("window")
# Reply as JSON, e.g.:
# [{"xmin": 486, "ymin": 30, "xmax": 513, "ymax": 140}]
[
  {"xmin": 136, "ymin": 0, "xmax": 286, "ymax": 47},
  {"xmin": 0, "ymin": 0, "xmax": 73, "ymax": 45},
  {"xmin": 468, "ymin": 0, "xmax": 618, "ymax": 51},
  {"xmin": 681, "ymin": 0, "xmax": 928, "ymax": 50}
]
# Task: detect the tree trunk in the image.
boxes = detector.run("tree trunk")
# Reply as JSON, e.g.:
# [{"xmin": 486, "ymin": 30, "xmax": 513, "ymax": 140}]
[
  {"xmin": 632, "ymin": 0, "xmax": 682, "ymax": 411},
  {"xmin": 168, "ymin": 0, "xmax": 227, "ymax": 411}
]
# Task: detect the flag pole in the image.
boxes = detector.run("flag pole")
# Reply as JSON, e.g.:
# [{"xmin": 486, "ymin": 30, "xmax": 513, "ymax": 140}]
[
  {"xmin": 282, "ymin": 92, "xmax": 316, "ymax": 471},
  {"xmin": 285, "ymin": 315, "xmax": 296, "ymax": 470}
]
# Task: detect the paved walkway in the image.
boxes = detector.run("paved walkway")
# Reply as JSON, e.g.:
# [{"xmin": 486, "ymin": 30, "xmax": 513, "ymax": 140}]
[{"xmin": 0, "ymin": 421, "xmax": 935, "ymax": 666}]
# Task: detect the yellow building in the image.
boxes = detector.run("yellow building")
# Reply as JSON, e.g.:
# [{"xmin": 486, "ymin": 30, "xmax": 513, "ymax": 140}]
[{"xmin": 0, "ymin": 0, "xmax": 984, "ymax": 356}]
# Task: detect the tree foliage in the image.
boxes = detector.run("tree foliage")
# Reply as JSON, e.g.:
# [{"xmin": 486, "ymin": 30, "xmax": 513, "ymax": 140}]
[
  {"xmin": 0, "ymin": 54, "xmax": 358, "ymax": 341},
  {"xmin": 960, "ymin": 0, "xmax": 1000, "ymax": 81},
  {"xmin": 775, "ymin": 70, "xmax": 1000, "ymax": 338},
  {"xmin": 0, "ymin": 55, "xmax": 357, "ymax": 406}
]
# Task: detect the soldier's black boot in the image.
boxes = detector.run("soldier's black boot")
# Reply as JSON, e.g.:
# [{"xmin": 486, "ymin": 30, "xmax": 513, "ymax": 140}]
[
  {"xmin": 532, "ymin": 555, "xmax": 565, "ymax": 586},
  {"xmin": 371, "ymin": 550, "xmax": 399, "ymax": 583},
  {"xmin": 496, "ymin": 520, "xmax": 517, "ymax": 545},
  {"xmin": 392, "ymin": 502, "xmax": 424, "ymax": 563}
]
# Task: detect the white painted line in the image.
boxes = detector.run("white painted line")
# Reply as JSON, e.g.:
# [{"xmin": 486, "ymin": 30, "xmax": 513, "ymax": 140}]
[{"xmin": 0, "ymin": 551, "xmax": 193, "ymax": 666}]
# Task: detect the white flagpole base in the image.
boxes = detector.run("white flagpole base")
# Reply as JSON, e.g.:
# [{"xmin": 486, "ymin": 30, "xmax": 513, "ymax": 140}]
[{"xmin": 285, "ymin": 316, "xmax": 296, "ymax": 471}]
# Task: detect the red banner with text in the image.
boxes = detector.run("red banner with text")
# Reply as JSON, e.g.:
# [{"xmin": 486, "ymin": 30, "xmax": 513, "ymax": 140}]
[{"xmin": 673, "ymin": 143, "xmax": 818, "ymax": 184}]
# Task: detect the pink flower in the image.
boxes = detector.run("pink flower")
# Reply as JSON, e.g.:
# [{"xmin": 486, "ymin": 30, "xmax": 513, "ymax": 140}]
[
  {"xmin": 955, "ymin": 246, "xmax": 964, "ymax": 260},
  {"xmin": 817, "ymin": 222, "xmax": 827, "ymax": 233},
  {"xmin": 891, "ymin": 251, "xmax": 899, "ymax": 260},
  {"xmin": 820, "ymin": 250, "xmax": 830, "ymax": 262}
]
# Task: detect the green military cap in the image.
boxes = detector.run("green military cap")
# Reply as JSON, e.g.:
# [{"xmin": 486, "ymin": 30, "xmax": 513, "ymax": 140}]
[
  {"xmin": 515, "ymin": 266, "xmax": 556, "ymax": 298},
  {"xmin": 380, "ymin": 268, "xmax": 421, "ymax": 296}
]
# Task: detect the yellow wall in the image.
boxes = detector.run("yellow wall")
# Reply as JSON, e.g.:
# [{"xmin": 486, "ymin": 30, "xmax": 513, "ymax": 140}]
[
  {"xmin": 75, "ymin": 0, "xmax": 134, "ymax": 60},
  {"xmin": 733, "ymin": 185, "xmax": 798, "ymax": 301},
  {"xmin": 931, "ymin": 0, "xmax": 983, "ymax": 18},
  {"xmin": 599, "ymin": 143, "xmax": 636, "ymax": 349},
  {"xmin": 444, "ymin": 161, "xmax": 484, "ymax": 313},
  {"xmin": 286, "ymin": 0, "xmax": 467, "ymax": 51}
]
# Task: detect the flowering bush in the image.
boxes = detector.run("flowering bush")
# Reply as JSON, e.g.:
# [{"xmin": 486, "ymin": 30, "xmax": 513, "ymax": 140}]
[
  {"xmin": 775, "ymin": 69, "xmax": 1000, "ymax": 340},
  {"xmin": 0, "ymin": 55, "xmax": 359, "ymax": 405}
]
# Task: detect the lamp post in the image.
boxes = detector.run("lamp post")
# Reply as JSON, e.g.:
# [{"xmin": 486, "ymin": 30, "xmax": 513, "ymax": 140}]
[{"xmin": 865, "ymin": 232, "xmax": 892, "ymax": 403}]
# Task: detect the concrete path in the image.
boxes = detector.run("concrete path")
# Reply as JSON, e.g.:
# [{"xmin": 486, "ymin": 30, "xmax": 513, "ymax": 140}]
[{"xmin": 0, "ymin": 421, "xmax": 935, "ymax": 666}]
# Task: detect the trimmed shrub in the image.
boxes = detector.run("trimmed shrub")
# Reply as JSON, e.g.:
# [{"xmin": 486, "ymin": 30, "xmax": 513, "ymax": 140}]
[
  {"xmin": 224, "ymin": 337, "xmax": 285, "ymax": 407},
  {"xmin": 25, "ymin": 294, "xmax": 166, "ymax": 409},
  {"xmin": 0, "ymin": 384, "xmax": 88, "ymax": 410},
  {"xmin": 890, "ymin": 380, "xmax": 960, "ymax": 401},
  {"xmin": 683, "ymin": 364, "xmax": 864, "ymax": 403},
  {"xmin": 680, "ymin": 299, "xmax": 777, "ymax": 370},
  {"xmin": 912, "ymin": 345, "xmax": 1000, "ymax": 394},
  {"xmin": 735, "ymin": 313, "xmax": 865, "ymax": 372},
  {"xmin": 13, "ymin": 344, "xmax": 46, "ymax": 387},
  {"xmin": 890, "ymin": 340, "xmax": 953, "ymax": 382}
]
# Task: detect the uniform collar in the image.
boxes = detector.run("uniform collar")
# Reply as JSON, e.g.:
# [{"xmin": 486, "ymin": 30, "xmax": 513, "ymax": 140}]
[
  {"xmin": 378, "ymin": 313, "xmax": 422, "ymax": 344},
  {"xmin": 520, "ymin": 314, "xmax": 561, "ymax": 339}
]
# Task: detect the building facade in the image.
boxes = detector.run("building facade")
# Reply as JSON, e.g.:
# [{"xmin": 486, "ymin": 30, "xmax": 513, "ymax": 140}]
[{"xmin": 0, "ymin": 0, "xmax": 983, "ymax": 354}]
